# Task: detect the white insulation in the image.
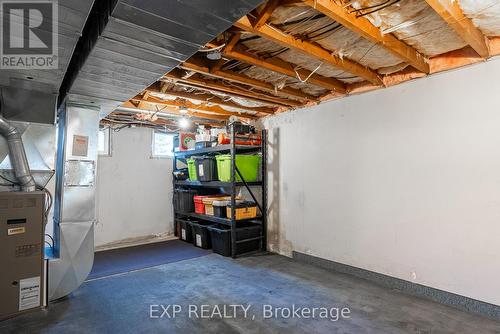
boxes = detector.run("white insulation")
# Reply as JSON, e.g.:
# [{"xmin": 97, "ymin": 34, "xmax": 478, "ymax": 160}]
[
  {"xmin": 170, "ymin": 1, "xmax": 500, "ymax": 103},
  {"xmin": 158, "ymin": 83, "xmax": 271, "ymax": 114},
  {"xmin": 235, "ymin": 0, "xmax": 486, "ymax": 96},
  {"xmin": 352, "ymin": 0, "xmax": 467, "ymax": 56},
  {"xmin": 271, "ymin": 6, "xmax": 405, "ymax": 70},
  {"xmin": 459, "ymin": 0, "xmax": 500, "ymax": 36}
]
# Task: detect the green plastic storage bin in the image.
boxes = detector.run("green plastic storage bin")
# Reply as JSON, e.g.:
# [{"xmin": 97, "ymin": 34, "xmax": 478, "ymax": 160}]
[
  {"xmin": 216, "ymin": 154, "xmax": 260, "ymax": 182},
  {"xmin": 187, "ymin": 158, "xmax": 197, "ymax": 181}
]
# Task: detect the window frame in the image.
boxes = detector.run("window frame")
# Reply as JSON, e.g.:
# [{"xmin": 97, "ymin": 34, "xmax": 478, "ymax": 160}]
[
  {"xmin": 98, "ymin": 127, "xmax": 112, "ymax": 157},
  {"xmin": 151, "ymin": 130, "xmax": 174, "ymax": 159}
]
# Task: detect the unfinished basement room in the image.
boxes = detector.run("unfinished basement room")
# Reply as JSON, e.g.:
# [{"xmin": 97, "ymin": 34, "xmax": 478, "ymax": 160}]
[{"xmin": 1, "ymin": 0, "xmax": 500, "ymax": 333}]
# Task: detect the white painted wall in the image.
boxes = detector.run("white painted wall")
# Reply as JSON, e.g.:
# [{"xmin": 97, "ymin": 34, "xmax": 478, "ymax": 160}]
[
  {"xmin": 263, "ymin": 58, "xmax": 500, "ymax": 306},
  {"xmin": 95, "ymin": 127, "xmax": 174, "ymax": 248}
]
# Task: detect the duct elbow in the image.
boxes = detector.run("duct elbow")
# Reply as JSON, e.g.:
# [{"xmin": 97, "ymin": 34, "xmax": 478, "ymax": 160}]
[
  {"xmin": 0, "ymin": 116, "xmax": 36, "ymax": 192},
  {"xmin": 18, "ymin": 175, "xmax": 37, "ymax": 192}
]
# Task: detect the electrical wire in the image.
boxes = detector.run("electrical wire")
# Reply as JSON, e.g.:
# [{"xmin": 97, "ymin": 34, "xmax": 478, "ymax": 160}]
[
  {"xmin": 198, "ymin": 43, "xmax": 226, "ymax": 53},
  {"xmin": 279, "ymin": 13, "xmax": 326, "ymax": 34},
  {"xmin": 239, "ymin": 35, "xmax": 261, "ymax": 44},
  {"xmin": 43, "ymin": 188, "xmax": 53, "ymax": 219},
  {"xmin": 0, "ymin": 173, "xmax": 18, "ymax": 185},
  {"xmin": 356, "ymin": 0, "xmax": 401, "ymax": 17},
  {"xmin": 306, "ymin": 23, "xmax": 342, "ymax": 40},
  {"xmin": 45, "ymin": 234, "xmax": 54, "ymax": 247},
  {"xmin": 350, "ymin": 0, "xmax": 393, "ymax": 13},
  {"xmin": 265, "ymin": 47, "xmax": 289, "ymax": 59},
  {"xmin": 294, "ymin": 63, "xmax": 323, "ymax": 83}
]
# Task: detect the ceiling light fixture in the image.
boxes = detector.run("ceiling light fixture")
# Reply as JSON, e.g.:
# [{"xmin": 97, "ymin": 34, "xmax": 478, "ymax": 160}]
[{"xmin": 207, "ymin": 50, "xmax": 222, "ymax": 60}]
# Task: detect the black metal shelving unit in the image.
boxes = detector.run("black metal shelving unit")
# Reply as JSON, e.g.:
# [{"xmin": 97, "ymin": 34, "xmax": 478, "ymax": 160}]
[{"xmin": 173, "ymin": 124, "xmax": 267, "ymax": 258}]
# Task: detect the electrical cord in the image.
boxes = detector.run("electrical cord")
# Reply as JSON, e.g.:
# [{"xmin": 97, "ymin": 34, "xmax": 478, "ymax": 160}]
[
  {"xmin": 0, "ymin": 173, "xmax": 19, "ymax": 185},
  {"xmin": 45, "ymin": 233, "xmax": 54, "ymax": 246}
]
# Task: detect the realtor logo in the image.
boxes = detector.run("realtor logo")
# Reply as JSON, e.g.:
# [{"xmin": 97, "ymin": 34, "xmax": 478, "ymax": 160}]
[{"xmin": 1, "ymin": 0, "xmax": 58, "ymax": 69}]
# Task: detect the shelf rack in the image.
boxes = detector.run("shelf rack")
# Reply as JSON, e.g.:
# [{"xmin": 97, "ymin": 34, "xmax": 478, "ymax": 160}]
[{"xmin": 173, "ymin": 124, "xmax": 267, "ymax": 258}]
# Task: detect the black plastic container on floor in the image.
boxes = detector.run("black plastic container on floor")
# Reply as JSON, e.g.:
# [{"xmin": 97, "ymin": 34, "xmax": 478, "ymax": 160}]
[
  {"xmin": 208, "ymin": 224, "xmax": 262, "ymax": 257},
  {"xmin": 177, "ymin": 218, "xmax": 197, "ymax": 243},
  {"xmin": 191, "ymin": 221, "xmax": 215, "ymax": 249},
  {"xmin": 194, "ymin": 156, "xmax": 218, "ymax": 182},
  {"xmin": 174, "ymin": 189, "xmax": 196, "ymax": 213}
]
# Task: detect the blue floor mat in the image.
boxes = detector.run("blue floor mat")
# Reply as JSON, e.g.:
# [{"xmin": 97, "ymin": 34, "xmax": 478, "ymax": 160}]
[{"xmin": 87, "ymin": 239, "xmax": 210, "ymax": 280}]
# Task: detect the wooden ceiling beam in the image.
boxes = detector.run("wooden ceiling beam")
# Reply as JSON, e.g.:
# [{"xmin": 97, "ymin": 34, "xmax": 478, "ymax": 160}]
[
  {"xmin": 490, "ymin": 37, "xmax": 500, "ymax": 57},
  {"xmin": 302, "ymin": 0, "xmax": 430, "ymax": 73},
  {"xmin": 234, "ymin": 15, "xmax": 383, "ymax": 85},
  {"xmin": 280, "ymin": 0, "xmax": 308, "ymax": 6},
  {"xmin": 147, "ymin": 85, "xmax": 275, "ymax": 114},
  {"xmin": 224, "ymin": 43, "xmax": 346, "ymax": 93},
  {"xmin": 167, "ymin": 77, "xmax": 297, "ymax": 108},
  {"xmin": 180, "ymin": 58, "xmax": 315, "ymax": 102},
  {"xmin": 105, "ymin": 113, "xmax": 177, "ymax": 126},
  {"xmin": 102, "ymin": 118, "xmax": 176, "ymax": 128},
  {"xmin": 424, "ymin": 0, "xmax": 490, "ymax": 58},
  {"xmin": 107, "ymin": 111, "xmax": 218, "ymax": 128},
  {"xmin": 164, "ymin": 69, "xmax": 301, "ymax": 107},
  {"xmin": 205, "ymin": 39, "xmax": 346, "ymax": 93},
  {"xmin": 122, "ymin": 101, "xmax": 228, "ymax": 121},
  {"xmin": 130, "ymin": 95, "xmax": 258, "ymax": 119},
  {"xmin": 225, "ymin": 32, "xmax": 241, "ymax": 53},
  {"xmin": 253, "ymin": 0, "xmax": 280, "ymax": 29}
]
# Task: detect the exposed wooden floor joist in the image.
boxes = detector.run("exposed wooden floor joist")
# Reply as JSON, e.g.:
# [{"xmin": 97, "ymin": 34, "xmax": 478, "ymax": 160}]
[
  {"xmin": 424, "ymin": 0, "xmax": 490, "ymax": 58},
  {"xmin": 148, "ymin": 86, "xmax": 275, "ymax": 115},
  {"xmin": 111, "ymin": 0, "xmax": 500, "ymax": 126},
  {"xmin": 234, "ymin": 15, "xmax": 383, "ymax": 85},
  {"xmin": 164, "ymin": 69, "xmax": 302, "ymax": 107},
  {"xmin": 122, "ymin": 101, "xmax": 229, "ymax": 122},
  {"xmin": 303, "ymin": 0, "xmax": 430, "ymax": 73},
  {"xmin": 180, "ymin": 58, "xmax": 316, "ymax": 102},
  {"xmin": 130, "ymin": 95, "xmax": 259, "ymax": 119},
  {"xmin": 207, "ymin": 40, "xmax": 347, "ymax": 93}
]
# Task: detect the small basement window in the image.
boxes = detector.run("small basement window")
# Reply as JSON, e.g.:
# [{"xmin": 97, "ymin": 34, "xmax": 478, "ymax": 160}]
[
  {"xmin": 152, "ymin": 130, "xmax": 174, "ymax": 158},
  {"xmin": 98, "ymin": 127, "xmax": 111, "ymax": 156}
]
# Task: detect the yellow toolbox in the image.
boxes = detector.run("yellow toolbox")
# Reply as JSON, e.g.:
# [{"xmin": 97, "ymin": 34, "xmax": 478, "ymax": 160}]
[{"xmin": 226, "ymin": 201, "xmax": 257, "ymax": 220}]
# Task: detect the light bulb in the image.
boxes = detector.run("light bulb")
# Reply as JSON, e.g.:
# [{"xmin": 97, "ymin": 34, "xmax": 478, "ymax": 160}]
[{"xmin": 179, "ymin": 117, "xmax": 190, "ymax": 129}]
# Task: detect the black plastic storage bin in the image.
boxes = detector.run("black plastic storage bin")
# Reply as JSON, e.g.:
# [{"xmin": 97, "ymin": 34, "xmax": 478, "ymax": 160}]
[
  {"xmin": 208, "ymin": 224, "xmax": 262, "ymax": 257},
  {"xmin": 195, "ymin": 141, "xmax": 212, "ymax": 149},
  {"xmin": 191, "ymin": 221, "xmax": 214, "ymax": 249},
  {"xmin": 194, "ymin": 156, "xmax": 218, "ymax": 181},
  {"xmin": 174, "ymin": 189, "xmax": 196, "ymax": 213},
  {"xmin": 177, "ymin": 218, "xmax": 197, "ymax": 243},
  {"xmin": 213, "ymin": 200, "xmax": 229, "ymax": 218},
  {"xmin": 228, "ymin": 121, "xmax": 254, "ymax": 134}
]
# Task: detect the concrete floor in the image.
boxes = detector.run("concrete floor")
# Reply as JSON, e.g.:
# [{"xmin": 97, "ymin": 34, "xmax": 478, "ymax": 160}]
[{"xmin": 1, "ymin": 253, "xmax": 499, "ymax": 334}]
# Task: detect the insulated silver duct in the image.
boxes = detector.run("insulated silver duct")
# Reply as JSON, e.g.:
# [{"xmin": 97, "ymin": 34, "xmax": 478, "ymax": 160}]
[{"xmin": 0, "ymin": 116, "xmax": 36, "ymax": 192}]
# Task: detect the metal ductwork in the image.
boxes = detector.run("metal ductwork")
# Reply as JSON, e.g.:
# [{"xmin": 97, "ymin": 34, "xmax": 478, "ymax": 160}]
[
  {"xmin": 0, "ymin": 116, "xmax": 36, "ymax": 192},
  {"xmin": 48, "ymin": 102, "xmax": 99, "ymax": 301},
  {"xmin": 62, "ymin": 0, "xmax": 264, "ymax": 117}
]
